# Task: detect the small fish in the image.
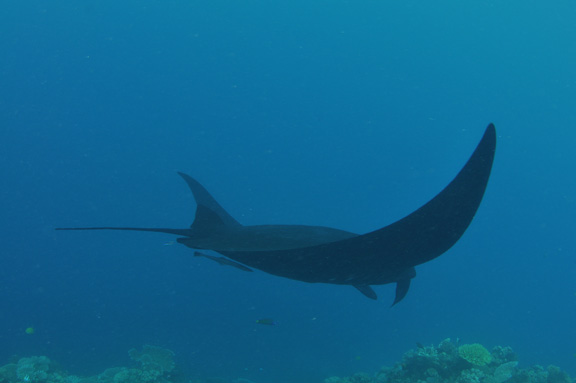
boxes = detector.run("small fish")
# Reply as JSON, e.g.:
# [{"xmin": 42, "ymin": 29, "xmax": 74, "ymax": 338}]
[
  {"xmin": 256, "ymin": 318, "xmax": 277, "ymax": 326},
  {"xmin": 25, "ymin": 327, "xmax": 35, "ymax": 335},
  {"xmin": 416, "ymin": 342, "xmax": 424, "ymax": 349}
]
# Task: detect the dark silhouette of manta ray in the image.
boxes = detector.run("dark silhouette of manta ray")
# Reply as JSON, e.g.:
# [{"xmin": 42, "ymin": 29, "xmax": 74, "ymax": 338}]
[{"xmin": 57, "ymin": 124, "xmax": 496, "ymax": 305}]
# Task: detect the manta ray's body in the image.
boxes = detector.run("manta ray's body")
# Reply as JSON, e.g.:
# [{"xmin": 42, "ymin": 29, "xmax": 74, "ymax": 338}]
[{"xmin": 58, "ymin": 124, "xmax": 496, "ymax": 305}]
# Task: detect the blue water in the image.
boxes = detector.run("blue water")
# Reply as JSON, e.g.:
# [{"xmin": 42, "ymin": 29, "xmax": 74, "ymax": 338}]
[{"xmin": 1, "ymin": 0, "xmax": 575, "ymax": 382}]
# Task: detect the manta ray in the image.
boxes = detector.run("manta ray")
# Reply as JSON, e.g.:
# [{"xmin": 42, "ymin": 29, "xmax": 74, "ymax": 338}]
[{"xmin": 57, "ymin": 124, "xmax": 496, "ymax": 305}]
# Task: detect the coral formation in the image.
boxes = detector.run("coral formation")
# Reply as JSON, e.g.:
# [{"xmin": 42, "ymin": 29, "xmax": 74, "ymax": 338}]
[
  {"xmin": 105, "ymin": 345, "xmax": 176, "ymax": 383},
  {"xmin": 0, "ymin": 356, "xmax": 70, "ymax": 383},
  {"xmin": 0, "ymin": 363, "xmax": 17, "ymax": 383},
  {"xmin": 459, "ymin": 343, "xmax": 493, "ymax": 366},
  {"xmin": 324, "ymin": 338, "xmax": 574, "ymax": 383},
  {"xmin": 1, "ymin": 340, "xmax": 573, "ymax": 383},
  {"xmin": 128, "ymin": 345, "xmax": 175, "ymax": 375},
  {"xmin": 16, "ymin": 356, "xmax": 50, "ymax": 382},
  {"xmin": 0, "ymin": 346, "xmax": 177, "ymax": 383},
  {"xmin": 494, "ymin": 361, "xmax": 519, "ymax": 383}
]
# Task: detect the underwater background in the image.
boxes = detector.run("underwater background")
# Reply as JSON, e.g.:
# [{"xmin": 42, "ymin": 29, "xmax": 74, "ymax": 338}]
[{"xmin": 0, "ymin": 0, "xmax": 575, "ymax": 382}]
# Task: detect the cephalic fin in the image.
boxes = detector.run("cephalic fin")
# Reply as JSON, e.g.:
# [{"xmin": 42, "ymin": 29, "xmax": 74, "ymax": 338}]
[{"xmin": 354, "ymin": 284, "xmax": 378, "ymax": 300}]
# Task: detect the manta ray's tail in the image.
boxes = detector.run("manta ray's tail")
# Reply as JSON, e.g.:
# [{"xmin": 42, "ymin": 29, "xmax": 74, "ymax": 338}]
[
  {"xmin": 56, "ymin": 173, "xmax": 241, "ymax": 236},
  {"xmin": 55, "ymin": 226, "xmax": 194, "ymax": 235}
]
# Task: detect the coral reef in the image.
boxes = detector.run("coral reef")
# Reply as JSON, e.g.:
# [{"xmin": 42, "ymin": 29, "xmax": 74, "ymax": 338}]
[
  {"xmin": 0, "ymin": 355, "xmax": 73, "ymax": 383},
  {"xmin": 0, "ymin": 363, "xmax": 17, "ymax": 383},
  {"xmin": 324, "ymin": 339, "xmax": 574, "ymax": 383},
  {"xmin": 1, "ymin": 340, "xmax": 573, "ymax": 383},
  {"xmin": 0, "ymin": 346, "xmax": 177, "ymax": 383},
  {"xmin": 128, "ymin": 345, "xmax": 175, "ymax": 375},
  {"xmin": 16, "ymin": 356, "xmax": 51, "ymax": 382}
]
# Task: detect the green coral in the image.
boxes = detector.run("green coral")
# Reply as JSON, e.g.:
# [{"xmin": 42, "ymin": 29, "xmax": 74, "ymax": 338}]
[{"xmin": 459, "ymin": 343, "xmax": 493, "ymax": 366}]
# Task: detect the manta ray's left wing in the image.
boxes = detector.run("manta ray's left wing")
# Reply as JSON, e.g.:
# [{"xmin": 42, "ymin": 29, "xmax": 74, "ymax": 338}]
[{"xmin": 220, "ymin": 124, "xmax": 497, "ymax": 302}]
